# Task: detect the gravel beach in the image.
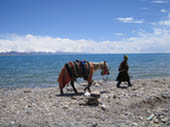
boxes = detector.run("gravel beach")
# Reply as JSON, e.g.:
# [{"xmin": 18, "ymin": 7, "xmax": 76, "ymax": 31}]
[{"xmin": 0, "ymin": 77, "xmax": 170, "ymax": 127}]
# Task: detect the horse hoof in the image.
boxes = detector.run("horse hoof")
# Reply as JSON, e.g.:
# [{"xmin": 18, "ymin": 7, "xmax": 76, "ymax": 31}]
[
  {"xmin": 60, "ymin": 89, "xmax": 64, "ymax": 95},
  {"xmin": 75, "ymin": 91, "xmax": 79, "ymax": 94},
  {"xmin": 84, "ymin": 88, "xmax": 87, "ymax": 92}
]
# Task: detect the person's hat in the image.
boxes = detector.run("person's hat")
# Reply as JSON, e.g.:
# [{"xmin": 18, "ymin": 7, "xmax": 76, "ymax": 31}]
[{"xmin": 124, "ymin": 55, "xmax": 128, "ymax": 60}]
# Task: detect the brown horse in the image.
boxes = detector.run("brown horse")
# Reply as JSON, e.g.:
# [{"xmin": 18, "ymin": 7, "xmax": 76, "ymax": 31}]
[{"xmin": 57, "ymin": 60, "xmax": 110, "ymax": 95}]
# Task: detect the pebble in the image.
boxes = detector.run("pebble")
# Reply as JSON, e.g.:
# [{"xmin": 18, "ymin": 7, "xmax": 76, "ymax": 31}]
[
  {"xmin": 1, "ymin": 77, "xmax": 170, "ymax": 127},
  {"xmin": 100, "ymin": 104, "xmax": 107, "ymax": 111}
]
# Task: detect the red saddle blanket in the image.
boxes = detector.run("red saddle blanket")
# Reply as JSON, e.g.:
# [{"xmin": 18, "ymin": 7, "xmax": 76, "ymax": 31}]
[{"xmin": 57, "ymin": 61, "xmax": 94, "ymax": 88}]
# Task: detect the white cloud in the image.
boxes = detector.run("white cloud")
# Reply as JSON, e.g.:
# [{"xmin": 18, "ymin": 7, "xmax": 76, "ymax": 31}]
[
  {"xmin": 159, "ymin": 13, "xmax": 170, "ymax": 26},
  {"xmin": 1, "ymin": 13, "xmax": 170, "ymax": 54},
  {"xmin": 142, "ymin": 7, "xmax": 149, "ymax": 10},
  {"xmin": 114, "ymin": 33, "xmax": 125, "ymax": 36},
  {"xmin": 151, "ymin": 22, "xmax": 157, "ymax": 25},
  {"xmin": 160, "ymin": 20, "xmax": 170, "ymax": 25},
  {"xmin": 0, "ymin": 28, "xmax": 170, "ymax": 54},
  {"xmin": 152, "ymin": 0, "xmax": 169, "ymax": 4},
  {"xmin": 116, "ymin": 17, "xmax": 144, "ymax": 24},
  {"xmin": 160, "ymin": 9, "xmax": 168, "ymax": 13}
]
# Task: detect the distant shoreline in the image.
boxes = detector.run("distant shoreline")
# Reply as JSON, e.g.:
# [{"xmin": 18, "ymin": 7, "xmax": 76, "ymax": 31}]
[{"xmin": 0, "ymin": 51, "xmax": 170, "ymax": 56}]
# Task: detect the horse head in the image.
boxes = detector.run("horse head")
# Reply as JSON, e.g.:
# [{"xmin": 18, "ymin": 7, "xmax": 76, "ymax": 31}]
[{"xmin": 101, "ymin": 61, "xmax": 110, "ymax": 76}]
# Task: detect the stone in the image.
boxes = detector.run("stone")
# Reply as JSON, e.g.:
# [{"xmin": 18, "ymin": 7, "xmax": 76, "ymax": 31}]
[
  {"xmin": 84, "ymin": 91, "xmax": 91, "ymax": 96},
  {"xmin": 100, "ymin": 104, "xmax": 107, "ymax": 111},
  {"xmin": 91, "ymin": 123, "xmax": 98, "ymax": 127},
  {"xmin": 159, "ymin": 114, "xmax": 168, "ymax": 123},
  {"xmin": 132, "ymin": 122, "xmax": 138, "ymax": 126},
  {"xmin": 86, "ymin": 97, "xmax": 99, "ymax": 106},
  {"xmin": 24, "ymin": 90, "xmax": 31, "ymax": 93},
  {"xmin": 90, "ymin": 91, "xmax": 101, "ymax": 98},
  {"xmin": 153, "ymin": 117, "xmax": 159, "ymax": 124},
  {"xmin": 147, "ymin": 114, "xmax": 155, "ymax": 121},
  {"xmin": 113, "ymin": 95, "xmax": 117, "ymax": 99}
]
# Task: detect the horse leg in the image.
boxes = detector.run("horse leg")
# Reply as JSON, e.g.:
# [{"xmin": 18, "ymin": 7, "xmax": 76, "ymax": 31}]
[
  {"xmin": 60, "ymin": 88, "xmax": 64, "ymax": 95},
  {"xmin": 71, "ymin": 80, "xmax": 78, "ymax": 94},
  {"xmin": 84, "ymin": 81, "xmax": 92, "ymax": 93}
]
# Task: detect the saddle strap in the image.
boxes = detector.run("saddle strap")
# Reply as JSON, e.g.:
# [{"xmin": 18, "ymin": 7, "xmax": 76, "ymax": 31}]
[{"xmin": 65, "ymin": 61, "xmax": 91, "ymax": 80}]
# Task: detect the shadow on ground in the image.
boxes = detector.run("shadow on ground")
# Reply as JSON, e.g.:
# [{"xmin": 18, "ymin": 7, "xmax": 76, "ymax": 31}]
[{"xmin": 56, "ymin": 92, "xmax": 84, "ymax": 97}]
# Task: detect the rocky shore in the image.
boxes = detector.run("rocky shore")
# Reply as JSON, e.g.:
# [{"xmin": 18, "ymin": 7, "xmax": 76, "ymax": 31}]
[{"xmin": 0, "ymin": 77, "xmax": 170, "ymax": 127}]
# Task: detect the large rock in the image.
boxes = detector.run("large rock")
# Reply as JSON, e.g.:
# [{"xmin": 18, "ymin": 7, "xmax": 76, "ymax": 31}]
[{"xmin": 82, "ymin": 91, "xmax": 101, "ymax": 106}]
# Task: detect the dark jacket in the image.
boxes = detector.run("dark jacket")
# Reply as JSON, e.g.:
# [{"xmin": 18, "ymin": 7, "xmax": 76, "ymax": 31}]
[{"xmin": 116, "ymin": 60, "xmax": 130, "ymax": 81}]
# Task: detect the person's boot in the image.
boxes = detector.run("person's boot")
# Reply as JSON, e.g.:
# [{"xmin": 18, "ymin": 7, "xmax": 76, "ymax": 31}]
[
  {"xmin": 117, "ymin": 81, "xmax": 121, "ymax": 88},
  {"xmin": 128, "ymin": 81, "xmax": 133, "ymax": 87}
]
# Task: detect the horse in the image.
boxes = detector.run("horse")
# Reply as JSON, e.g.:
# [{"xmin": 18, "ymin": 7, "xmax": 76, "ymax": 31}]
[{"xmin": 57, "ymin": 60, "xmax": 110, "ymax": 95}]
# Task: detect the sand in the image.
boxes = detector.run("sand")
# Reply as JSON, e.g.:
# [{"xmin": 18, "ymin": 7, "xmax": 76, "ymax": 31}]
[{"xmin": 0, "ymin": 77, "xmax": 170, "ymax": 127}]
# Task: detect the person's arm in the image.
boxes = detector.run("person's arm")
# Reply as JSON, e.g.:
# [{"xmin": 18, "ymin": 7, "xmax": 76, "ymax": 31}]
[{"xmin": 118, "ymin": 62, "xmax": 124, "ymax": 72}]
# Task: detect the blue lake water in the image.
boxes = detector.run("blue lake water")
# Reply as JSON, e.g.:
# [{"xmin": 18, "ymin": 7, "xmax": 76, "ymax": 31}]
[{"xmin": 0, "ymin": 54, "xmax": 170, "ymax": 88}]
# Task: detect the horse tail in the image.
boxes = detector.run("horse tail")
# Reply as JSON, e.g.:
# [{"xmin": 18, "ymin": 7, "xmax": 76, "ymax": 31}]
[{"xmin": 57, "ymin": 66, "xmax": 72, "ymax": 89}]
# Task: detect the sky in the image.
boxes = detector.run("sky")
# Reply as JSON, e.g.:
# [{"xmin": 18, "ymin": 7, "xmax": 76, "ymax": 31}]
[{"xmin": 0, "ymin": 0, "xmax": 170, "ymax": 53}]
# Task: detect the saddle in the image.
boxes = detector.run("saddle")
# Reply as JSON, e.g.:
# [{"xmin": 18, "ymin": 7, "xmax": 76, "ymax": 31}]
[{"xmin": 65, "ymin": 60, "xmax": 91, "ymax": 80}]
